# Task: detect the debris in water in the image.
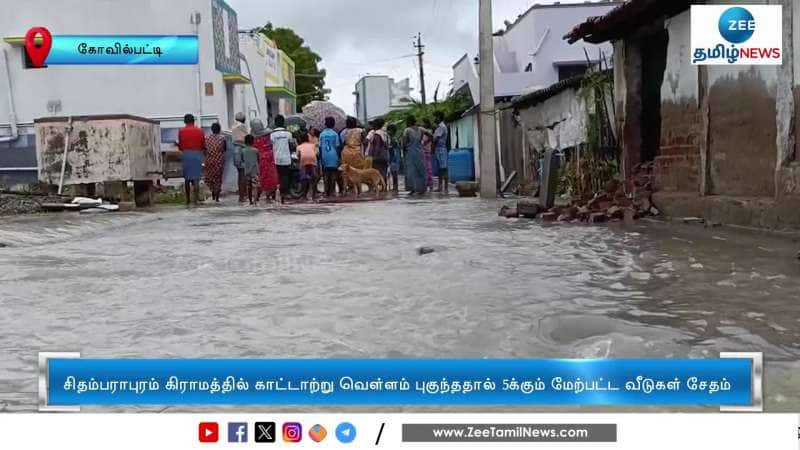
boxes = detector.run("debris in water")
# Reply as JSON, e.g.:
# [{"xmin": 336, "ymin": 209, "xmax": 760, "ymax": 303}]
[
  {"xmin": 499, "ymin": 171, "xmax": 518, "ymax": 195},
  {"xmin": 682, "ymin": 217, "xmax": 705, "ymax": 225},
  {"xmin": 589, "ymin": 212, "xmax": 607, "ymax": 223},
  {"xmin": 516, "ymin": 199, "xmax": 541, "ymax": 218},
  {"xmin": 455, "ymin": 181, "xmax": 478, "ymax": 198},
  {"xmin": 417, "ymin": 247, "xmax": 435, "ymax": 256},
  {"xmin": 540, "ymin": 212, "xmax": 558, "ymax": 222},
  {"xmin": 513, "ymin": 163, "xmax": 659, "ymax": 224},
  {"xmin": 41, "ymin": 203, "xmax": 80, "ymax": 212},
  {"xmin": 623, "ymin": 208, "xmax": 636, "ymax": 225},
  {"xmin": 498, "ymin": 205, "xmax": 518, "ymax": 218}
]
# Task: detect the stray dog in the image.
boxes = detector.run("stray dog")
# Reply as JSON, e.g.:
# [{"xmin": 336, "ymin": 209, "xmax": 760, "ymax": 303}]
[{"xmin": 339, "ymin": 164, "xmax": 386, "ymax": 196}]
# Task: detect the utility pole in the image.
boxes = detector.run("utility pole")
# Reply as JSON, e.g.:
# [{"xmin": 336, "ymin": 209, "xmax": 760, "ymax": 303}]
[
  {"xmin": 478, "ymin": 0, "xmax": 497, "ymax": 198},
  {"xmin": 414, "ymin": 33, "xmax": 427, "ymax": 105}
]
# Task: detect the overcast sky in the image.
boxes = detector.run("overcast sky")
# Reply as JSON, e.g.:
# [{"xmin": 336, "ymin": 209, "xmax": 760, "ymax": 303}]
[{"xmin": 229, "ymin": 0, "xmax": 573, "ymax": 114}]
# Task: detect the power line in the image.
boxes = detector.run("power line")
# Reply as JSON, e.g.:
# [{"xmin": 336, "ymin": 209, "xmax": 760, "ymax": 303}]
[{"xmin": 324, "ymin": 54, "xmax": 416, "ymax": 66}]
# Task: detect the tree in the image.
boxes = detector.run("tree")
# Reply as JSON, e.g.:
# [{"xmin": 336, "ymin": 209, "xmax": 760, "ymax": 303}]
[
  {"xmin": 383, "ymin": 93, "xmax": 472, "ymax": 134},
  {"xmin": 259, "ymin": 23, "xmax": 327, "ymax": 109}
]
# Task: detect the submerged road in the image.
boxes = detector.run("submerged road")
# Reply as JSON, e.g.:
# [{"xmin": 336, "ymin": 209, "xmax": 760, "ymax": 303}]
[{"xmin": 0, "ymin": 197, "xmax": 798, "ymax": 411}]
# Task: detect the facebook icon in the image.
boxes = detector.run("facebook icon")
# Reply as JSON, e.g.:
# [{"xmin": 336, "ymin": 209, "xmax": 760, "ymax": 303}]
[{"xmin": 227, "ymin": 422, "xmax": 248, "ymax": 443}]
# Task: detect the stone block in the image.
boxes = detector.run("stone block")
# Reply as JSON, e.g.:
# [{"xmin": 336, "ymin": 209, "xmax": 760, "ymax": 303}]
[
  {"xmin": 456, "ymin": 181, "xmax": 479, "ymax": 197},
  {"xmin": 589, "ymin": 212, "xmax": 607, "ymax": 223},
  {"xmin": 517, "ymin": 199, "xmax": 541, "ymax": 218}
]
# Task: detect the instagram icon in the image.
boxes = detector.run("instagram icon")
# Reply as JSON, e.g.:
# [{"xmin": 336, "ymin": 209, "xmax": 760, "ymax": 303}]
[{"xmin": 282, "ymin": 423, "xmax": 303, "ymax": 443}]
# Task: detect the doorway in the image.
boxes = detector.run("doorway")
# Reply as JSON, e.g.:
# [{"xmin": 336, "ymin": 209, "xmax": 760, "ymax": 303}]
[{"xmin": 639, "ymin": 29, "xmax": 668, "ymax": 163}]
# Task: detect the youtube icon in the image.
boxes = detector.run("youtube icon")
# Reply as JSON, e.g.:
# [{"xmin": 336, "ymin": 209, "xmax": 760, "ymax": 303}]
[{"xmin": 198, "ymin": 422, "xmax": 219, "ymax": 443}]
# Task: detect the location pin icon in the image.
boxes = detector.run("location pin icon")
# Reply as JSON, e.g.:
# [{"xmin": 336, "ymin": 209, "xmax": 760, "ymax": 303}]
[{"xmin": 25, "ymin": 27, "xmax": 52, "ymax": 68}]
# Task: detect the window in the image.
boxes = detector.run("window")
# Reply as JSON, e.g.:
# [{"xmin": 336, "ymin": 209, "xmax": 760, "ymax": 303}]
[{"xmin": 557, "ymin": 64, "xmax": 589, "ymax": 81}]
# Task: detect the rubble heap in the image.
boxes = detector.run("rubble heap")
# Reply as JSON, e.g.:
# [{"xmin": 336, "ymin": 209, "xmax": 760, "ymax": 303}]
[
  {"xmin": 500, "ymin": 162, "xmax": 660, "ymax": 223},
  {"xmin": 0, "ymin": 193, "xmax": 67, "ymax": 216}
]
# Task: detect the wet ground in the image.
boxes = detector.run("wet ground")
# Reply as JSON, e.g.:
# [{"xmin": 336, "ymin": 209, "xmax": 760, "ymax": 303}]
[{"xmin": 0, "ymin": 196, "xmax": 799, "ymax": 412}]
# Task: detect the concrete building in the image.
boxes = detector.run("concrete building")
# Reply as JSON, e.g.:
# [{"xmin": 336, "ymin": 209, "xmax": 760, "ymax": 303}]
[
  {"xmin": 353, "ymin": 75, "xmax": 414, "ymax": 124},
  {"xmin": 266, "ymin": 45, "xmax": 297, "ymax": 122},
  {"xmin": 511, "ymin": 72, "xmax": 615, "ymax": 185},
  {"xmin": 451, "ymin": 1, "xmax": 618, "ymax": 104},
  {"xmin": 448, "ymin": 1, "xmax": 618, "ymax": 187},
  {"xmin": 237, "ymin": 33, "xmax": 297, "ymax": 126},
  {"xmin": 235, "ymin": 31, "xmax": 269, "ymax": 125},
  {"xmin": 565, "ymin": 0, "xmax": 800, "ymax": 229},
  {"xmin": 0, "ymin": 0, "xmax": 285, "ymax": 186}
]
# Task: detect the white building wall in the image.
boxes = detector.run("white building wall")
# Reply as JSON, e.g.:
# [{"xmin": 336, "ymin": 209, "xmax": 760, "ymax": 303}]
[
  {"xmin": 0, "ymin": 0, "xmax": 247, "ymax": 184},
  {"xmin": 0, "ymin": 0, "xmax": 233, "ymax": 134},
  {"xmin": 235, "ymin": 33, "xmax": 268, "ymax": 125},
  {"xmin": 517, "ymin": 88, "xmax": 589, "ymax": 152},
  {"xmin": 494, "ymin": 3, "xmax": 617, "ymax": 94},
  {"xmin": 451, "ymin": 3, "xmax": 617, "ymax": 104},
  {"xmin": 354, "ymin": 76, "xmax": 391, "ymax": 124},
  {"xmin": 523, "ymin": 5, "xmax": 615, "ymax": 87},
  {"xmin": 452, "ymin": 55, "xmax": 479, "ymax": 102},
  {"xmin": 661, "ymin": 10, "xmax": 698, "ymax": 104}
]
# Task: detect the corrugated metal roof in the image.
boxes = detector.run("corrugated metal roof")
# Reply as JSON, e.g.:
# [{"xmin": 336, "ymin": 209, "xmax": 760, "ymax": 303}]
[
  {"xmin": 510, "ymin": 74, "xmax": 587, "ymax": 109},
  {"xmin": 563, "ymin": 0, "xmax": 693, "ymax": 44}
]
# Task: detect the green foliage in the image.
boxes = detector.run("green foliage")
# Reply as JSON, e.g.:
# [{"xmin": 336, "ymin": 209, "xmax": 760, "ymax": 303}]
[
  {"xmin": 579, "ymin": 69, "xmax": 614, "ymax": 160},
  {"xmin": 559, "ymin": 158, "xmax": 619, "ymax": 198},
  {"xmin": 557, "ymin": 68, "xmax": 619, "ymax": 197},
  {"xmin": 154, "ymin": 190, "xmax": 187, "ymax": 204},
  {"xmin": 259, "ymin": 23, "xmax": 326, "ymax": 109},
  {"xmin": 383, "ymin": 93, "xmax": 472, "ymax": 135}
]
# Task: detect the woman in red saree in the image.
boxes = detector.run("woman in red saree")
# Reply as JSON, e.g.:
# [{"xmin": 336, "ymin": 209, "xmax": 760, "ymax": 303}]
[
  {"xmin": 203, "ymin": 122, "xmax": 226, "ymax": 202},
  {"xmin": 251, "ymin": 119, "xmax": 279, "ymax": 203}
]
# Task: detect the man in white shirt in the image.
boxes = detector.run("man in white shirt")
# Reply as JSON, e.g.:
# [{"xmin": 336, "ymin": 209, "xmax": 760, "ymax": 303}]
[{"xmin": 270, "ymin": 114, "xmax": 296, "ymax": 203}]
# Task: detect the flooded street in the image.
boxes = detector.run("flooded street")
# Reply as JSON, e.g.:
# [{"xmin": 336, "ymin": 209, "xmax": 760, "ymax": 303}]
[{"xmin": 1, "ymin": 197, "xmax": 799, "ymax": 412}]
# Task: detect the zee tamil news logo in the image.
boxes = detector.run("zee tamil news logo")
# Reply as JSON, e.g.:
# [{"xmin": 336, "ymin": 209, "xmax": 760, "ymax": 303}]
[
  {"xmin": 718, "ymin": 7, "xmax": 756, "ymax": 44},
  {"xmin": 691, "ymin": 5, "xmax": 782, "ymax": 65}
]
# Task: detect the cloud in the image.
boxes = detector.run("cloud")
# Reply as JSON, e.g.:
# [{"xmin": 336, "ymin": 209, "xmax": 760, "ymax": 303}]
[{"xmin": 228, "ymin": 0, "xmax": 558, "ymax": 113}]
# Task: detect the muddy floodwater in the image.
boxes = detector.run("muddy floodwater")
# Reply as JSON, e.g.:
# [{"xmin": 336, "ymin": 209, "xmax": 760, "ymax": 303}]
[{"xmin": 1, "ymin": 197, "xmax": 799, "ymax": 412}]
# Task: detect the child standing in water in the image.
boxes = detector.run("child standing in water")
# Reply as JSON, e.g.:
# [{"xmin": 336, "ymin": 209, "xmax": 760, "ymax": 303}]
[
  {"xmin": 239, "ymin": 134, "xmax": 260, "ymax": 205},
  {"xmin": 296, "ymin": 133, "xmax": 319, "ymax": 201}
]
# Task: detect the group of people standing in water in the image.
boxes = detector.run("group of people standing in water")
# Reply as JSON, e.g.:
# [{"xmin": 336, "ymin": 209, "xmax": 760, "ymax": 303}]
[
  {"xmin": 176, "ymin": 112, "xmax": 287, "ymax": 205},
  {"xmin": 175, "ymin": 110, "xmax": 450, "ymax": 205},
  {"xmin": 402, "ymin": 111, "xmax": 450, "ymax": 196},
  {"xmin": 323, "ymin": 111, "xmax": 450, "ymax": 198}
]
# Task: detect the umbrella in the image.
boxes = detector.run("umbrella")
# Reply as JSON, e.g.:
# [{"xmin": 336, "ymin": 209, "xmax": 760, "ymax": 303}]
[
  {"xmin": 284, "ymin": 114, "xmax": 307, "ymax": 130},
  {"xmin": 284, "ymin": 114, "xmax": 308, "ymax": 137},
  {"xmin": 302, "ymin": 101, "xmax": 347, "ymax": 132}
]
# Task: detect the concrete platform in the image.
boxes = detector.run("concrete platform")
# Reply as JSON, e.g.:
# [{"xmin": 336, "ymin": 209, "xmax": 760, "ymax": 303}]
[{"xmin": 653, "ymin": 192, "xmax": 800, "ymax": 231}]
